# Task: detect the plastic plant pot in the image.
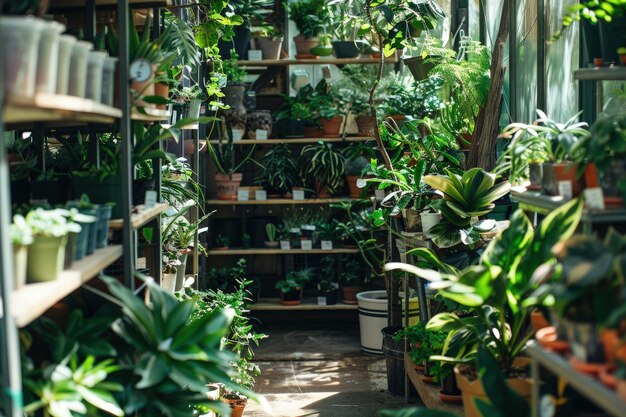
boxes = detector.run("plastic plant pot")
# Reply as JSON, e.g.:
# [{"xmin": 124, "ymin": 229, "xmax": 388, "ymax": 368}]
[
  {"xmin": 68, "ymin": 40, "xmax": 93, "ymax": 98},
  {"xmin": 35, "ymin": 20, "xmax": 65, "ymax": 95},
  {"xmin": 82, "ymin": 206, "xmax": 99, "ymax": 256},
  {"xmin": 27, "ymin": 235, "xmax": 68, "ymax": 283},
  {"xmin": 0, "ymin": 16, "xmax": 46, "ymax": 97},
  {"xmin": 56, "ymin": 34, "xmax": 77, "ymax": 95},
  {"xmin": 101, "ymin": 57, "xmax": 117, "ymax": 106},
  {"xmin": 13, "ymin": 244, "xmax": 28, "ymax": 290},
  {"xmin": 95, "ymin": 205, "xmax": 112, "ymax": 249},
  {"xmin": 86, "ymin": 50, "xmax": 107, "ymax": 101}
]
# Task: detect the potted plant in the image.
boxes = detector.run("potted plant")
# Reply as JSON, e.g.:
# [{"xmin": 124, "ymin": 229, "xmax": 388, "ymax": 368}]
[
  {"xmin": 242, "ymin": 232, "xmax": 252, "ymax": 249},
  {"xmin": 327, "ymin": 1, "xmax": 367, "ymax": 58},
  {"xmin": 387, "ymin": 198, "xmax": 585, "ymax": 417},
  {"xmin": 253, "ymin": 143, "xmax": 301, "ymax": 197},
  {"xmin": 207, "ymin": 132, "xmax": 255, "ymax": 200},
  {"xmin": 341, "ymin": 258, "xmax": 364, "ymax": 304},
  {"xmin": 161, "ymin": 253, "xmax": 180, "ymax": 293},
  {"xmin": 214, "ymin": 234, "xmax": 231, "ymax": 250},
  {"xmin": 619, "ymin": 47, "xmax": 626, "ymax": 65},
  {"xmin": 254, "ymin": 25, "xmax": 283, "ymax": 60},
  {"xmin": 316, "ymin": 256, "xmax": 339, "ymax": 305},
  {"xmin": 287, "ymin": 0, "xmax": 329, "ymax": 59},
  {"xmin": 310, "ymin": 80, "xmax": 353, "ymax": 138},
  {"xmin": 170, "ymin": 85, "xmax": 207, "ymax": 123},
  {"xmin": 10, "ymin": 213, "xmax": 32, "ymax": 290},
  {"xmin": 275, "ymin": 87, "xmax": 314, "ymax": 138},
  {"xmin": 221, "ymin": 52, "xmax": 249, "ymax": 139},
  {"xmin": 217, "ymin": 0, "xmax": 274, "ymax": 60},
  {"xmin": 24, "ymin": 208, "xmax": 81, "ymax": 283},
  {"xmin": 300, "ymin": 141, "xmax": 346, "ymax": 197},
  {"xmin": 275, "ymin": 269, "xmax": 313, "ymax": 305},
  {"xmin": 343, "ymin": 142, "xmax": 375, "ymax": 198},
  {"xmin": 264, "ymin": 223, "xmax": 279, "ymax": 248}
]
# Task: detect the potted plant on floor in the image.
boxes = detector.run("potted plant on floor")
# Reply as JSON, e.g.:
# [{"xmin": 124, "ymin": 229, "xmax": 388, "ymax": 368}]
[
  {"xmin": 300, "ymin": 141, "xmax": 346, "ymax": 197},
  {"xmin": 287, "ymin": 0, "xmax": 329, "ymax": 59},
  {"xmin": 275, "ymin": 269, "xmax": 314, "ymax": 305},
  {"xmin": 341, "ymin": 257, "xmax": 364, "ymax": 304},
  {"xmin": 264, "ymin": 223, "xmax": 279, "ymax": 248},
  {"xmin": 386, "ymin": 198, "xmax": 584, "ymax": 417},
  {"xmin": 254, "ymin": 143, "xmax": 302, "ymax": 197}
]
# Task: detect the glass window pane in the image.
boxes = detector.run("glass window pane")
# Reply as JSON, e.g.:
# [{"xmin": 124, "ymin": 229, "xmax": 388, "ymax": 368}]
[{"xmin": 515, "ymin": 0, "xmax": 538, "ymax": 123}]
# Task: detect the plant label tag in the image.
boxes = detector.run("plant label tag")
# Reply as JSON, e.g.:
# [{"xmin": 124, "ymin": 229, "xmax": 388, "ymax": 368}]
[
  {"xmin": 232, "ymin": 129, "xmax": 244, "ymax": 141},
  {"xmin": 321, "ymin": 240, "xmax": 333, "ymax": 250},
  {"xmin": 248, "ymin": 50, "xmax": 263, "ymax": 60},
  {"xmin": 144, "ymin": 190, "xmax": 157, "ymax": 208},
  {"xmin": 375, "ymin": 189, "xmax": 385, "ymax": 201},
  {"xmin": 317, "ymin": 296, "xmax": 327, "ymax": 306},
  {"xmin": 255, "ymin": 190, "xmax": 267, "ymax": 200},
  {"xmin": 255, "ymin": 129, "xmax": 268, "ymax": 140},
  {"xmin": 293, "ymin": 189, "xmax": 305, "ymax": 200},
  {"xmin": 136, "ymin": 257, "xmax": 147, "ymax": 269},
  {"xmin": 280, "ymin": 240, "xmax": 291, "ymax": 250},
  {"xmin": 584, "ymin": 187, "xmax": 605, "ymax": 210},
  {"xmin": 558, "ymin": 181, "xmax": 573, "ymax": 200},
  {"xmin": 237, "ymin": 190, "xmax": 249, "ymax": 201},
  {"xmin": 301, "ymin": 240, "xmax": 313, "ymax": 250}
]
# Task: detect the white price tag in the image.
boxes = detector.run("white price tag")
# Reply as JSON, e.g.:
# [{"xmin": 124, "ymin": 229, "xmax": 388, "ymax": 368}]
[
  {"xmin": 136, "ymin": 257, "xmax": 147, "ymax": 269},
  {"xmin": 584, "ymin": 187, "xmax": 605, "ymax": 210},
  {"xmin": 292, "ymin": 189, "xmax": 305, "ymax": 200},
  {"xmin": 375, "ymin": 189, "xmax": 385, "ymax": 201},
  {"xmin": 255, "ymin": 190, "xmax": 267, "ymax": 200},
  {"xmin": 232, "ymin": 129, "xmax": 244, "ymax": 141},
  {"xmin": 321, "ymin": 240, "xmax": 333, "ymax": 250},
  {"xmin": 301, "ymin": 240, "xmax": 313, "ymax": 250},
  {"xmin": 255, "ymin": 129, "xmax": 268, "ymax": 140},
  {"xmin": 558, "ymin": 181, "xmax": 573, "ymax": 200},
  {"xmin": 237, "ymin": 189, "xmax": 249, "ymax": 201},
  {"xmin": 317, "ymin": 296, "xmax": 327, "ymax": 306},
  {"xmin": 280, "ymin": 240, "xmax": 291, "ymax": 250},
  {"xmin": 248, "ymin": 50, "xmax": 263, "ymax": 60},
  {"xmin": 144, "ymin": 190, "xmax": 157, "ymax": 208}
]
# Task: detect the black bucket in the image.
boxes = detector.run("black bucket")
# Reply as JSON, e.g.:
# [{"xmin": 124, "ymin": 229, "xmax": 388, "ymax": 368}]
[{"xmin": 382, "ymin": 325, "xmax": 416, "ymax": 396}]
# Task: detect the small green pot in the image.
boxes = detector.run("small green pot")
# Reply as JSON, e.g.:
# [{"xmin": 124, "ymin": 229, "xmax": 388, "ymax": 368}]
[
  {"xmin": 13, "ymin": 244, "xmax": 28, "ymax": 289},
  {"xmin": 27, "ymin": 235, "xmax": 68, "ymax": 283}
]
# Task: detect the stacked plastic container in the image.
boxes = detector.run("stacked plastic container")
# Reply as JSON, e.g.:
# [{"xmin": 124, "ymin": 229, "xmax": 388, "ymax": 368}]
[{"xmin": 0, "ymin": 15, "xmax": 116, "ymax": 106}]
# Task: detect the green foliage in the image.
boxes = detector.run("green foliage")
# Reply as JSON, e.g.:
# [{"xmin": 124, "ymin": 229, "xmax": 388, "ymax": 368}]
[
  {"xmin": 287, "ymin": 0, "xmax": 330, "ymax": 38},
  {"xmin": 25, "ymin": 208, "xmax": 81, "ymax": 238},
  {"xmin": 275, "ymin": 269, "xmax": 314, "ymax": 293},
  {"xmin": 209, "ymin": 259, "xmax": 247, "ymax": 292},
  {"xmin": 552, "ymin": 0, "xmax": 626, "ymax": 40},
  {"xmin": 378, "ymin": 75, "xmax": 444, "ymax": 118},
  {"xmin": 387, "ymin": 199, "xmax": 584, "ymax": 374},
  {"xmin": 423, "ymin": 168, "xmax": 511, "ymax": 248},
  {"xmin": 222, "ymin": 52, "xmax": 248, "ymax": 85},
  {"xmin": 300, "ymin": 141, "xmax": 346, "ymax": 194},
  {"xmin": 265, "ymin": 223, "xmax": 277, "ymax": 242},
  {"xmin": 396, "ymin": 322, "xmax": 450, "ymax": 382},
  {"xmin": 229, "ymin": 0, "xmax": 274, "ymax": 25},
  {"xmin": 254, "ymin": 143, "xmax": 302, "ymax": 195}
]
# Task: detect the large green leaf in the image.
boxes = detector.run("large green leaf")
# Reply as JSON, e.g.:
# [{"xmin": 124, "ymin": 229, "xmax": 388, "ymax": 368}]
[{"xmin": 423, "ymin": 174, "xmax": 467, "ymax": 205}]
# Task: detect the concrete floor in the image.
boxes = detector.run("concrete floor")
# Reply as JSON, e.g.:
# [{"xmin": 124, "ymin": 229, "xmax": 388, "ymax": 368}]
[{"xmin": 245, "ymin": 320, "xmax": 419, "ymax": 417}]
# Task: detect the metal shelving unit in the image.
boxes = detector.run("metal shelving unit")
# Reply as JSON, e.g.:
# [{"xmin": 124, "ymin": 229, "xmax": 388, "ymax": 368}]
[{"xmin": 527, "ymin": 342, "xmax": 626, "ymax": 417}]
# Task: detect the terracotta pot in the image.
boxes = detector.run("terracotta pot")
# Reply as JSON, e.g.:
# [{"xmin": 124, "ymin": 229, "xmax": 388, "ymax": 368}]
[
  {"xmin": 536, "ymin": 326, "xmax": 569, "ymax": 354},
  {"xmin": 280, "ymin": 288, "xmax": 303, "ymax": 305},
  {"xmin": 346, "ymin": 175, "xmax": 363, "ymax": 198},
  {"xmin": 223, "ymin": 396, "xmax": 247, "ymax": 417},
  {"xmin": 154, "ymin": 81, "xmax": 169, "ymax": 110},
  {"xmin": 131, "ymin": 75, "xmax": 156, "ymax": 108},
  {"xmin": 184, "ymin": 139, "xmax": 195, "ymax": 155},
  {"xmin": 293, "ymin": 36, "xmax": 319, "ymax": 59},
  {"xmin": 455, "ymin": 359, "xmax": 532, "ymax": 417},
  {"xmin": 598, "ymin": 367, "xmax": 618, "ymax": 389},
  {"xmin": 618, "ymin": 379, "xmax": 626, "ymax": 402},
  {"xmin": 314, "ymin": 181, "xmax": 331, "ymax": 198},
  {"xmin": 601, "ymin": 329, "xmax": 620, "ymax": 366},
  {"xmin": 531, "ymin": 309, "xmax": 551, "ymax": 333},
  {"xmin": 356, "ymin": 114, "xmax": 377, "ymax": 136},
  {"xmin": 215, "ymin": 173, "xmax": 243, "ymax": 201},
  {"xmin": 304, "ymin": 126, "xmax": 324, "ymax": 138},
  {"xmin": 594, "ymin": 57, "xmax": 604, "ymax": 67},
  {"xmin": 321, "ymin": 115, "xmax": 343, "ymax": 138},
  {"xmin": 621, "ymin": 55, "xmax": 626, "ymax": 66},
  {"xmin": 256, "ymin": 36, "xmax": 283, "ymax": 60},
  {"xmin": 342, "ymin": 286, "xmax": 363, "ymax": 304},
  {"xmin": 542, "ymin": 162, "xmax": 583, "ymax": 197}
]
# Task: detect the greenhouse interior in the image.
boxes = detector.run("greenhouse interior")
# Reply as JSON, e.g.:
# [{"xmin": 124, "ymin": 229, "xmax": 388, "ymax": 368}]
[{"xmin": 1, "ymin": 0, "xmax": 626, "ymax": 416}]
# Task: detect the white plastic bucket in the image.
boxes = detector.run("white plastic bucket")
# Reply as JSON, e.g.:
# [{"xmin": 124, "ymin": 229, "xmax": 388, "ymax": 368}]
[
  {"xmin": 357, "ymin": 290, "xmax": 419, "ymax": 355},
  {"xmin": 0, "ymin": 16, "xmax": 45, "ymax": 97},
  {"xmin": 420, "ymin": 210, "xmax": 442, "ymax": 234},
  {"xmin": 101, "ymin": 57, "xmax": 117, "ymax": 106},
  {"xmin": 68, "ymin": 40, "xmax": 93, "ymax": 97},
  {"xmin": 162, "ymin": 273, "xmax": 176, "ymax": 293},
  {"xmin": 86, "ymin": 51, "xmax": 107, "ymax": 101},
  {"xmin": 35, "ymin": 20, "xmax": 65, "ymax": 94},
  {"xmin": 56, "ymin": 35, "xmax": 77, "ymax": 95}
]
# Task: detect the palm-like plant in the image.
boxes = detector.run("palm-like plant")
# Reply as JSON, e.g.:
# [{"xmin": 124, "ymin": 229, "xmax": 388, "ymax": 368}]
[
  {"xmin": 423, "ymin": 168, "xmax": 511, "ymax": 248},
  {"xmin": 300, "ymin": 141, "xmax": 346, "ymax": 195},
  {"xmin": 254, "ymin": 143, "xmax": 302, "ymax": 195}
]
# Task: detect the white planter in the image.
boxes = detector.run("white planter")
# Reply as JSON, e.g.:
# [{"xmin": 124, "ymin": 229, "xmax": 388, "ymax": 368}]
[
  {"xmin": 101, "ymin": 56, "xmax": 117, "ymax": 106},
  {"xmin": 86, "ymin": 50, "xmax": 107, "ymax": 101},
  {"xmin": 279, "ymin": 240, "xmax": 291, "ymax": 250},
  {"xmin": 68, "ymin": 40, "xmax": 93, "ymax": 98},
  {"xmin": 162, "ymin": 273, "xmax": 176, "ymax": 293},
  {"xmin": 35, "ymin": 21, "xmax": 65, "ymax": 95},
  {"xmin": 420, "ymin": 210, "xmax": 442, "ymax": 234},
  {"xmin": 356, "ymin": 290, "xmax": 419, "ymax": 355},
  {"xmin": 56, "ymin": 34, "xmax": 77, "ymax": 95},
  {"xmin": 0, "ymin": 16, "xmax": 46, "ymax": 97}
]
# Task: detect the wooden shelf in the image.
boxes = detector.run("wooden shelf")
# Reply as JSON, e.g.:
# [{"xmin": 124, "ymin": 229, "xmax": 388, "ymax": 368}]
[
  {"xmin": 250, "ymin": 298, "xmax": 358, "ymax": 311},
  {"xmin": 50, "ymin": 0, "xmax": 171, "ymax": 8},
  {"xmin": 207, "ymin": 198, "xmax": 363, "ymax": 205},
  {"xmin": 4, "ymin": 94, "xmax": 122, "ymax": 126},
  {"xmin": 238, "ymin": 57, "xmax": 398, "ymax": 66},
  {"xmin": 131, "ymin": 108, "xmax": 170, "ymax": 122},
  {"xmin": 207, "ymin": 248, "xmax": 359, "ymax": 255},
  {"xmin": 574, "ymin": 66, "xmax": 626, "ymax": 81},
  {"xmin": 109, "ymin": 203, "xmax": 169, "ymax": 230},
  {"xmin": 208, "ymin": 136, "xmax": 373, "ymax": 145},
  {"xmin": 404, "ymin": 353, "xmax": 464, "ymax": 416},
  {"xmin": 11, "ymin": 245, "xmax": 123, "ymax": 328}
]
